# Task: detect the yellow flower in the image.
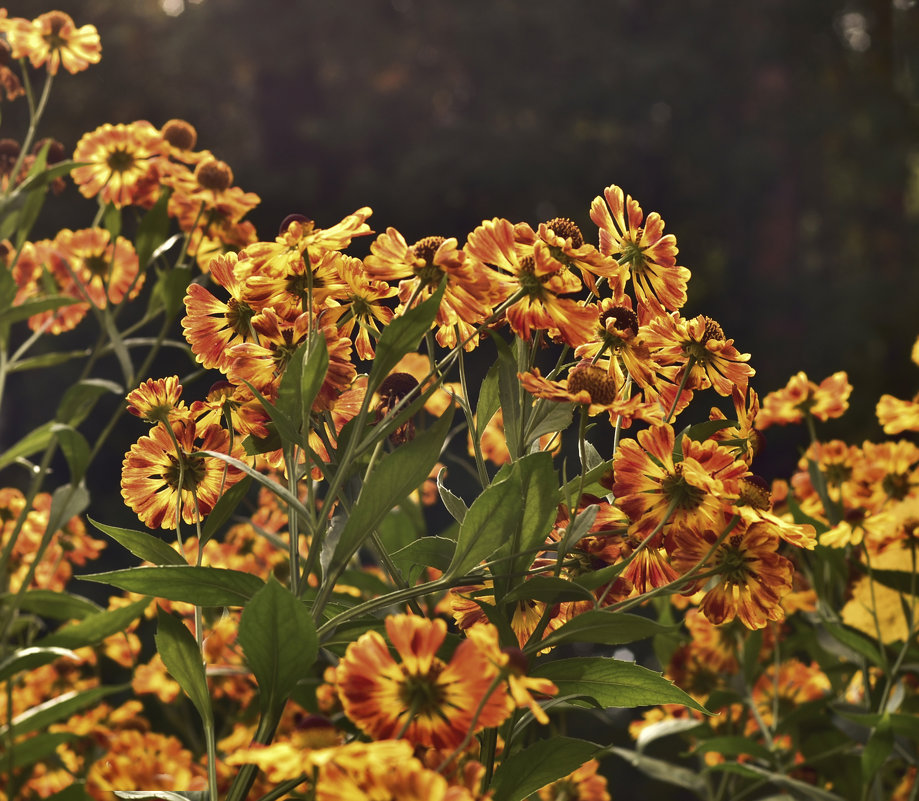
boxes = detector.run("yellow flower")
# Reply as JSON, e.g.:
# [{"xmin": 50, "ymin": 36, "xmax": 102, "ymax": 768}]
[{"xmin": 4, "ymin": 11, "xmax": 101, "ymax": 75}]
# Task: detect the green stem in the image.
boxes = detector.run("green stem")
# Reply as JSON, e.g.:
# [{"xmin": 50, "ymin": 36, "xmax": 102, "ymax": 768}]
[
  {"xmin": 3, "ymin": 67, "xmax": 54, "ymax": 199},
  {"xmin": 664, "ymin": 355, "xmax": 694, "ymax": 424}
]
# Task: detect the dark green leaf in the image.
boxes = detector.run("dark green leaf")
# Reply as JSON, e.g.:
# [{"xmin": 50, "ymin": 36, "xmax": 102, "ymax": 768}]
[
  {"xmin": 12, "ymin": 589, "xmax": 101, "ymax": 620},
  {"xmin": 7, "ymin": 348, "xmax": 90, "ymax": 373},
  {"xmin": 437, "ymin": 468, "xmax": 467, "ymax": 524},
  {"xmin": 503, "ymin": 452, "xmax": 559, "ymax": 578},
  {"xmin": 445, "ymin": 470, "xmax": 522, "ymax": 579},
  {"xmin": 475, "ymin": 361, "xmax": 501, "ymax": 442},
  {"xmin": 490, "ymin": 736, "xmax": 599, "ymax": 801},
  {"xmin": 536, "ymin": 610, "xmax": 678, "ymax": 652},
  {"xmin": 79, "ymin": 565, "xmax": 264, "ymax": 607},
  {"xmin": 4, "ymin": 731, "xmax": 77, "ymax": 772},
  {"xmin": 493, "ymin": 334, "xmax": 522, "ymax": 460},
  {"xmin": 149, "ymin": 265, "xmax": 192, "ymax": 318},
  {"xmin": 501, "ymin": 576, "xmax": 594, "ymax": 605},
  {"xmin": 532, "ymin": 657, "xmax": 709, "ymax": 713},
  {"xmin": 691, "ymin": 735, "xmax": 771, "ymax": 760},
  {"xmin": 238, "ymin": 579, "xmax": 319, "ymax": 725},
  {"xmin": 0, "ymin": 295, "xmax": 82, "ymax": 328},
  {"xmin": 51, "ymin": 423, "xmax": 91, "ymax": 484},
  {"xmin": 56, "ymin": 378, "xmax": 123, "ymax": 426},
  {"xmin": 1, "ymin": 685, "xmax": 123, "ymax": 739},
  {"xmin": 46, "ymin": 784, "xmax": 94, "ymax": 801},
  {"xmin": 367, "ymin": 280, "xmax": 446, "ymax": 396},
  {"xmin": 102, "ymin": 203, "xmax": 122, "ymax": 239},
  {"xmin": 391, "ymin": 536, "xmax": 456, "ymax": 584},
  {"xmin": 276, "ymin": 336, "xmax": 329, "ymax": 442},
  {"xmin": 861, "ymin": 713, "xmax": 895, "ymax": 787},
  {"xmin": 868, "ymin": 568, "xmax": 917, "ymax": 596},
  {"xmin": 45, "ymin": 483, "xmax": 90, "ymax": 539},
  {"xmin": 135, "ymin": 187, "xmax": 173, "ymax": 268},
  {"xmin": 155, "ymin": 607, "xmax": 212, "ymax": 727},
  {"xmin": 38, "ymin": 597, "xmax": 150, "ymax": 650},
  {"xmin": 729, "ymin": 763, "xmax": 845, "ymax": 800},
  {"xmin": 89, "ymin": 517, "xmax": 186, "ymax": 566},
  {"xmin": 817, "ymin": 621, "xmax": 882, "ymax": 666},
  {"xmin": 327, "ymin": 408, "xmax": 453, "ymax": 579},
  {"xmin": 524, "ymin": 400, "xmax": 575, "ymax": 446},
  {"xmin": 0, "ymin": 646, "xmax": 80, "ymax": 683},
  {"xmin": 0, "ymin": 421, "xmax": 54, "ymax": 470},
  {"xmin": 200, "ymin": 476, "xmax": 252, "ymax": 548}
]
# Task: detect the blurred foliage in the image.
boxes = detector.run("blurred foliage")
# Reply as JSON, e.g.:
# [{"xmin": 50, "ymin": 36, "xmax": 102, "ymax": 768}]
[{"xmin": 3, "ymin": 0, "xmax": 919, "ymax": 480}]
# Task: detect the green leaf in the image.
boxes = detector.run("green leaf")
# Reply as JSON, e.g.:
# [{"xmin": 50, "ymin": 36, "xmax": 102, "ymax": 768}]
[
  {"xmin": 51, "ymin": 423, "xmax": 91, "ymax": 484},
  {"xmin": 11, "ymin": 589, "xmax": 101, "ymax": 620},
  {"xmin": 524, "ymin": 400, "xmax": 575, "ymax": 446},
  {"xmin": 149, "ymin": 264, "xmax": 191, "ymax": 318},
  {"xmin": 868, "ymin": 568, "xmax": 918, "ymax": 595},
  {"xmin": 490, "ymin": 736, "xmax": 599, "ymax": 801},
  {"xmin": 45, "ymin": 483, "xmax": 90, "ymax": 539},
  {"xmin": 200, "ymin": 476, "xmax": 252, "ymax": 548},
  {"xmin": 391, "ymin": 536, "xmax": 456, "ymax": 584},
  {"xmin": 817, "ymin": 620, "xmax": 882, "ymax": 666},
  {"xmin": 0, "ymin": 646, "xmax": 81, "ymax": 683},
  {"xmin": 327, "ymin": 408, "xmax": 453, "ymax": 580},
  {"xmin": 608, "ymin": 747, "xmax": 708, "ymax": 794},
  {"xmin": 445, "ymin": 470, "xmax": 523, "ymax": 579},
  {"xmin": 37, "ymin": 597, "xmax": 150, "ymax": 651},
  {"xmin": 135, "ymin": 186, "xmax": 173, "ymax": 268},
  {"xmin": 502, "ymin": 576, "xmax": 594, "ymax": 605},
  {"xmin": 79, "ymin": 565, "xmax": 264, "ymax": 607},
  {"xmin": 502, "ymin": 452, "xmax": 559, "ymax": 578},
  {"xmin": 0, "ymin": 685, "xmax": 123, "ymax": 740},
  {"xmin": 0, "ymin": 295, "xmax": 82, "ymax": 328},
  {"xmin": 691, "ymin": 734, "xmax": 772, "ymax": 760},
  {"xmin": 238, "ymin": 579, "xmax": 319, "ymax": 727},
  {"xmin": 5, "ymin": 731, "xmax": 78, "ymax": 772},
  {"xmin": 155, "ymin": 607, "xmax": 213, "ymax": 727},
  {"xmin": 45, "ymin": 785, "xmax": 94, "ymax": 801},
  {"xmin": 436, "ymin": 468, "xmax": 468, "ymax": 524},
  {"xmin": 88, "ymin": 517, "xmax": 185, "ymax": 566},
  {"xmin": 366, "ymin": 280, "xmax": 446, "ymax": 396},
  {"xmin": 837, "ymin": 709, "xmax": 919, "ymax": 741},
  {"xmin": 102, "ymin": 202, "xmax": 122, "ymax": 239},
  {"xmin": 493, "ymin": 334, "xmax": 522, "ymax": 460},
  {"xmin": 861, "ymin": 712, "xmax": 895, "ymax": 787},
  {"xmin": 558, "ymin": 504, "xmax": 600, "ymax": 558},
  {"xmin": 0, "ymin": 421, "xmax": 54, "ymax": 471},
  {"xmin": 532, "ymin": 657, "xmax": 709, "ymax": 713},
  {"xmin": 7, "ymin": 348, "xmax": 90, "ymax": 373},
  {"xmin": 536, "ymin": 610, "xmax": 678, "ymax": 652},
  {"xmin": 276, "ymin": 336, "xmax": 329, "ymax": 443},
  {"xmin": 56, "ymin": 378, "xmax": 123, "ymax": 427},
  {"xmin": 475, "ymin": 361, "xmax": 501, "ymax": 442},
  {"xmin": 727, "ymin": 763, "xmax": 845, "ymax": 801}
]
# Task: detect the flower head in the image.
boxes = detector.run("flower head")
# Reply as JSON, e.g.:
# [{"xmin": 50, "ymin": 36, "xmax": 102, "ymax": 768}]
[
  {"xmin": 756, "ymin": 371, "xmax": 852, "ymax": 428},
  {"xmin": 5, "ymin": 11, "xmax": 101, "ymax": 75}
]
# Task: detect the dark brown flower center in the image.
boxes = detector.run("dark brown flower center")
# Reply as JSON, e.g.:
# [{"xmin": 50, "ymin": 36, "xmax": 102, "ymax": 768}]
[
  {"xmin": 738, "ymin": 475, "xmax": 772, "ymax": 510},
  {"xmin": 603, "ymin": 305, "xmax": 639, "ymax": 337},
  {"xmin": 84, "ymin": 254, "xmax": 109, "ymax": 279},
  {"xmin": 164, "ymin": 452, "xmax": 207, "ymax": 492},
  {"xmin": 398, "ymin": 660, "xmax": 447, "ymax": 716},
  {"xmin": 161, "ymin": 119, "xmax": 197, "ymax": 151},
  {"xmin": 567, "ymin": 364, "xmax": 618, "ymax": 405},
  {"xmin": 412, "ymin": 236, "xmax": 445, "ymax": 266},
  {"xmin": 106, "ymin": 147, "xmax": 136, "ymax": 174},
  {"xmin": 195, "ymin": 159, "xmax": 233, "ymax": 192},
  {"xmin": 225, "ymin": 297, "xmax": 255, "ymax": 337},
  {"xmin": 701, "ymin": 316, "xmax": 725, "ymax": 344},
  {"xmin": 544, "ymin": 217, "xmax": 584, "ymax": 248},
  {"xmin": 661, "ymin": 464, "xmax": 706, "ymax": 510}
]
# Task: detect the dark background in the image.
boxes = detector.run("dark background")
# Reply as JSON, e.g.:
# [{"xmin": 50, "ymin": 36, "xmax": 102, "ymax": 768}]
[
  {"xmin": 4, "ymin": 0, "xmax": 919, "ymax": 481},
  {"xmin": 2, "ymin": 2, "xmax": 919, "ymax": 796}
]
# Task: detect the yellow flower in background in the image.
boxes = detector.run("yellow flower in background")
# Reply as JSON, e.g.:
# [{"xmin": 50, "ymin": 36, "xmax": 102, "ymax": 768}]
[
  {"xmin": 842, "ymin": 545, "xmax": 916, "ymax": 643},
  {"xmin": 756, "ymin": 371, "xmax": 852, "ymax": 428},
  {"xmin": 4, "ymin": 11, "xmax": 101, "ymax": 75}
]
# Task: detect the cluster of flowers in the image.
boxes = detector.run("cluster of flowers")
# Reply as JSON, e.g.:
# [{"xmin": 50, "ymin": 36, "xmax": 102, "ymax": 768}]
[{"xmin": 3, "ymin": 8, "xmax": 918, "ymax": 801}]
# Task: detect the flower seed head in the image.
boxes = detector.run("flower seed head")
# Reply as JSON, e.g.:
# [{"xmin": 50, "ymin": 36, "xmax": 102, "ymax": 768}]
[
  {"xmin": 194, "ymin": 158, "xmax": 233, "ymax": 192},
  {"xmin": 544, "ymin": 217, "xmax": 584, "ymax": 248},
  {"xmin": 568, "ymin": 363, "xmax": 618, "ymax": 405},
  {"xmin": 161, "ymin": 118, "xmax": 197, "ymax": 151}
]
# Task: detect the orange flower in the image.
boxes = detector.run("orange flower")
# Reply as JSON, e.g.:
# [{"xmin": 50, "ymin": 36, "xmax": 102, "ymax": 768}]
[
  {"xmin": 53, "ymin": 227, "xmax": 143, "ymax": 307},
  {"xmin": 125, "ymin": 376, "xmax": 185, "ymax": 424},
  {"xmin": 182, "ymin": 251, "xmax": 264, "ymax": 373},
  {"xmin": 645, "ymin": 312, "xmax": 754, "ymax": 397},
  {"xmin": 537, "ymin": 758, "xmax": 611, "ymax": 801},
  {"xmin": 335, "ymin": 614, "xmax": 512, "ymax": 749},
  {"xmin": 4, "ymin": 11, "xmax": 101, "ymax": 75},
  {"xmin": 756, "ymin": 371, "xmax": 852, "ymax": 428},
  {"xmin": 330, "ymin": 253, "xmax": 397, "ymax": 360},
  {"xmin": 876, "ymin": 392, "xmax": 919, "ymax": 435},
  {"xmin": 466, "ymin": 217, "xmax": 597, "ymax": 346},
  {"xmin": 612, "ymin": 423, "xmax": 747, "ymax": 539},
  {"xmin": 71, "ymin": 121, "xmax": 165, "ymax": 208},
  {"xmin": 590, "ymin": 184, "xmax": 690, "ymax": 311},
  {"xmin": 120, "ymin": 416, "xmax": 246, "ymax": 529},
  {"xmin": 11, "ymin": 239, "xmax": 90, "ymax": 334},
  {"xmin": 709, "ymin": 386, "xmax": 763, "ymax": 465},
  {"xmin": 365, "ymin": 227, "xmax": 495, "ymax": 351},
  {"xmin": 670, "ymin": 518, "xmax": 794, "ymax": 629}
]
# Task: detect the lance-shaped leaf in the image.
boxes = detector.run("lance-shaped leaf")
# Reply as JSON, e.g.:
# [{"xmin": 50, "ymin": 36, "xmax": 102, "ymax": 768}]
[
  {"xmin": 37, "ymin": 597, "xmax": 150, "ymax": 651},
  {"xmin": 155, "ymin": 607, "xmax": 212, "ymax": 729},
  {"xmin": 498, "ymin": 452, "xmax": 559, "ymax": 585},
  {"xmin": 200, "ymin": 475, "xmax": 253, "ymax": 548},
  {"xmin": 79, "ymin": 565, "xmax": 264, "ymax": 607},
  {"xmin": 238, "ymin": 579, "xmax": 319, "ymax": 729},
  {"xmin": 0, "ymin": 685, "xmax": 123, "ymax": 740},
  {"xmin": 493, "ymin": 334, "xmax": 523, "ymax": 460},
  {"xmin": 88, "ymin": 517, "xmax": 185, "ymax": 566},
  {"xmin": 0, "ymin": 421, "xmax": 54, "ymax": 471},
  {"xmin": 56, "ymin": 378, "xmax": 122, "ymax": 427},
  {"xmin": 5, "ymin": 731, "xmax": 77, "ymax": 772},
  {"xmin": 445, "ymin": 470, "xmax": 523, "ymax": 579},
  {"xmin": 134, "ymin": 186, "xmax": 172, "ymax": 268},
  {"xmin": 12, "ymin": 589, "xmax": 101, "ymax": 620},
  {"xmin": 0, "ymin": 646, "xmax": 80, "ymax": 683},
  {"xmin": 490, "ymin": 736, "xmax": 600, "ymax": 801},
  {"xmin": 51, "ymin": 424, "xmax": 91, "ymax": 484},
  {"xmin": 326, "ymin": 408, "xmax": 453, "ymax": 580},
  {"xmin": 532, "ymin": 657, "xmax": 709, "ymax": 713},
  {"xmin": 276, "ymin": 335, "xmax": 329, "ymax": 443},
  {"xmin": 608, "ymin": 747, "xmax": 708, "ymax": 795},
  {"xmin": 366, "ymin": 281, "xmax": 446, "ymax": 397},
  {"xmin": 535, "ymin": 610, "xmax": 678, "ymax": 652}
]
